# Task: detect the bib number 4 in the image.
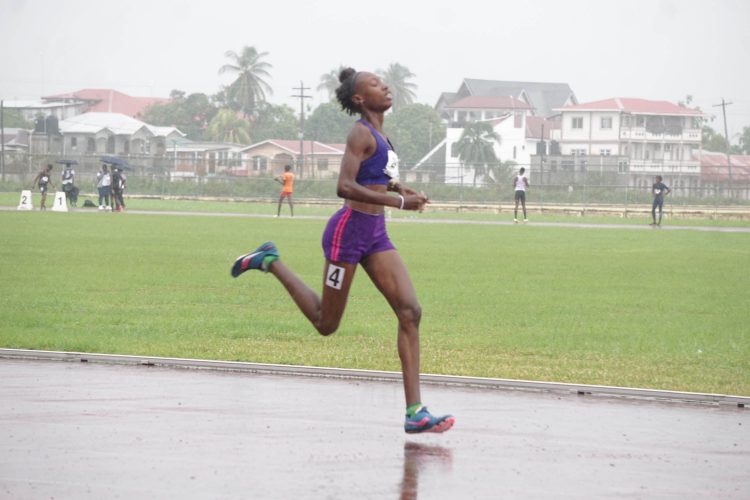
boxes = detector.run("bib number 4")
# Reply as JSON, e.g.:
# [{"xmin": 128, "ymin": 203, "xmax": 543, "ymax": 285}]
[{"xmin": 325, "ymin": 264, "xmax": 345, "ymax": 290}]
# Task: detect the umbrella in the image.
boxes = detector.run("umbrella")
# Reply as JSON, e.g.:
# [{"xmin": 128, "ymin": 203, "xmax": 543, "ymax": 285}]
[
  {"xmin": 56, "ymin": 159, "xmax": 79, "ymax": 166},
  {"xmin": 100, "ymin": 156, "xmax": 133, "ymax": 171}
]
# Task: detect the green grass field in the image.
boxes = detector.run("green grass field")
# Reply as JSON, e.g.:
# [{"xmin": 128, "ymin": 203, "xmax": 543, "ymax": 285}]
[{"xmin": 1, "ymin": 208, "xmax": 748, "ymax": 395}]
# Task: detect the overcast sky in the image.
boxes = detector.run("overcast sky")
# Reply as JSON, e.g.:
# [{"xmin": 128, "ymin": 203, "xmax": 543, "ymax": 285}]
[{"xmin": 1, "ymin": 0, "xmax": 748, "ymax": 139}]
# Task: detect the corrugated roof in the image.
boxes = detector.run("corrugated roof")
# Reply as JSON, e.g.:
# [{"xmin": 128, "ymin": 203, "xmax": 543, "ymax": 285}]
[
  {"xmin": 445, "ymin": 95, "xmax": 531, "ymax": 110},
  {"xmin": 459, "ymin": 79, "xmax": 576, "ymax": 117},
  {"xmin": 559, "ymin": 98, "xmax": 703, "ymax": 116},
  {"xmin": 43, "ymin": 89, "xmax": 169, "ymax": 118},
  {"xmin": 694, "ymin": 150, "xmax": 750, "ymax": 180},
  {"xmin": 59, "ymin": 112, "xmax": 184, "ymax": 137},
  {"xmin": 241, "ymin": 140, "xmax": 345, "ymax": 155}
]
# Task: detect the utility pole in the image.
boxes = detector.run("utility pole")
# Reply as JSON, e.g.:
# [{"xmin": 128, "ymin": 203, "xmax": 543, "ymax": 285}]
[
  {"xmin": 292, "ymin": 81, "xmax": 312, "ymax": 178},
  {"xmin": 712, "ymin": 98, "xmax": 733, "ymax": 185}
]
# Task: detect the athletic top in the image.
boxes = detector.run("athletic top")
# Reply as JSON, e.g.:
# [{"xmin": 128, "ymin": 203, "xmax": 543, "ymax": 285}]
[
  {"xmin": 281, "ymin": 172, "xmax": 294, "ymax": 193},
  {"xmin": 653, "ymin": 182, "xmax": 669, "ymax": 200},
  {"xmin": 356, "ymin": 119, "xmax": 399, "ymax": 186},
  {"xmin": 37, "ymin": 172, "xmax": 50, "ymax": 188},
  {"xmin": 62, "ymin": 168, "xmax": 75, "ymax": 185},
  {"xmin": 514, "ymin": 175, "xmax": 527, "ymax": 191}
]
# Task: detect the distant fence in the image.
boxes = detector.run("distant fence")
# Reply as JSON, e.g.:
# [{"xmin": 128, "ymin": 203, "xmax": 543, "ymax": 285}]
[{"xmin": 2, "ymin": 152, "xmax": 749, "ymax": 215}]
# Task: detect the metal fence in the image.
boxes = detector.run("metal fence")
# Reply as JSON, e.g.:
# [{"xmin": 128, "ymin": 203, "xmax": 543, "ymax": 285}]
[{"xmin": 2, "ymin": 152, "xmax": 749, "ymax": 213}]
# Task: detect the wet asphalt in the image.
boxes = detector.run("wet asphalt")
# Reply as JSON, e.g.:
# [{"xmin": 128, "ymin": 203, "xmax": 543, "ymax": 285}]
[{"xmin": 1, "ymin": 358, "xmax": 748, "ymax": 499}]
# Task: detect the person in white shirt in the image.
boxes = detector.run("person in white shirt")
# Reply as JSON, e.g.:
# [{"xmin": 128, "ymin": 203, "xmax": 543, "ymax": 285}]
[
  {"xmin": 512, "ymin": 167, "xmax": 529, "ymax": 223},
  {"xmin": 96, "ymin": 165, "xmax": 112, "ymax": 211}
]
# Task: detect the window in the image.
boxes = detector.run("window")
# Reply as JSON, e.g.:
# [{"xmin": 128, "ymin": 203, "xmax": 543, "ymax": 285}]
[
  {"xmin": 317, "ymin": 158, "xmax": 329, "ymax": 171},
  {"xmin": 600, "ymin": 149, "xmax": 611, "ymax": 156},
  {"xmin": 87, "ymin": 138, "xmax": 95, "ymax": 153},
  {"xmin": 571, "ymin": 148, "xmax": 587, "ymax": 156},
  {"xmin": 70, "ymin": 137, "xmax": 77, "ymax": 150},
  {"xmin": 618, "ymin": 161, "xmax": 629, "ymax": 173},
  {"xmin": 635, "ymin": 116, "xmax": 645, "ymax": 127},
  {"xmin": 571, "ymin": 117, "xmax": 583, "ymax": 129},
  {"xmin": 600, "ymin": 117, "xmax": 613, "ymax": 129},
  {"xmin": 450, "ymin": 142, "xmax": 459, "ymax": 158}
]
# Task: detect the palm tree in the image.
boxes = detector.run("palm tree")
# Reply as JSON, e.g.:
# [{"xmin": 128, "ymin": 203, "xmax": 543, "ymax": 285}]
[
  {"xmin": 219, "ymin": 46, "xmax": 273, "ymax": 119},
  {"xmin": 207, "ymin": 109, "xmax": 252, "ymax": 145},
  {"xmin": 377, "ymin": 63, "xmax": 417, "ymax": 111},
  {"xmin": 317, "ymin": 66, "xmax": 345, "ymax": 101},
  {"xmin": 454, "ymin": 122, "xmax": 500, "ymax": 186}
]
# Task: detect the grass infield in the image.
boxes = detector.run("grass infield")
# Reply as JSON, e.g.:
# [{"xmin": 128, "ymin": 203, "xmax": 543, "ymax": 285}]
[{"xmin": 1, "ymin": 206, "xmax": 748, "ymax": 395}]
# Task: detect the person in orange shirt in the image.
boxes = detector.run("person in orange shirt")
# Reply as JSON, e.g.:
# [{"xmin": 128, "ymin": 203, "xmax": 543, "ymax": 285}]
[{"xmin": 274, "ymin": 165, "xmax": 295, "ymax": 217}]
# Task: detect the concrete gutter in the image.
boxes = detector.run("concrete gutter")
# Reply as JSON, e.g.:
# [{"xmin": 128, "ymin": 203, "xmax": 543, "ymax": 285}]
[{"xmin": 2, "ymin": 348, "xmax": 747, "ymax": 408}]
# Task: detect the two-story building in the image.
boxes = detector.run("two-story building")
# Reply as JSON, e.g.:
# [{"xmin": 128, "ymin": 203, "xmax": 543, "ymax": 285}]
[
  {"xmin": 428, "ymin": 79, "xmax": 577, "ymax": 185},
  {"xmin": 548, "ymin": 98, "xmax": 704, "ymax": 189}
]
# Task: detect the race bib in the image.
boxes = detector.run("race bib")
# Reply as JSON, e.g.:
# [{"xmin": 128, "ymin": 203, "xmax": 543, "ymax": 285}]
[{"xmin": 384, "ymin": 150, "xmax": 400, "ymax": 181}]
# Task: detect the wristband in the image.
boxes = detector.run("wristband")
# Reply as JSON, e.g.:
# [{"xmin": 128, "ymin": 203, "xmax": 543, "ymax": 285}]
[{"xmin": 397, "ymin": 194, "xmax": 405, "ymax": 210}]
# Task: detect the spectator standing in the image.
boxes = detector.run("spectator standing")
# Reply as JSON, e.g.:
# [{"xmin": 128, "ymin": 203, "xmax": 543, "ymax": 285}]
[
  {"xmin": 96, "ymin": 165, "xmax": 112, "ymax": 211},
  {"xmin": 112, "ymin": 167, "xmax": 127, "ymax": 212},
  {"xmin": 513, "ymin": 167, "xmax": 529, "ymax": 223},
  {"xmin": 274, "ymin": 164, "xmax": 295, "ymax": 217},
  {"xmin": 61, "ymin": 164, "xmax": 78, "ymax": 207},
  {"xmin": 650, "ymin": 175, "xmax": 672, "ymax": 226}
]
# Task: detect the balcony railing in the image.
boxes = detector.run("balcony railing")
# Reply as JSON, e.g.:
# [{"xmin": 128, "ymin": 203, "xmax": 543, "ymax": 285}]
[{"xmin": 619, "ymin": 127, "xmax": 701, "ymax": 142}]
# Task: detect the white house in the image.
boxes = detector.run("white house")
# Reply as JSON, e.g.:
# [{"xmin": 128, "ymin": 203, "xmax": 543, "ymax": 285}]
[
  {"xmin": 552, "ymin": 98, "xmax": 703, "ymax": 179},
  {"xmin": 58, "ymin": 112, "xmax": 184, "ymax": 156},
  {"xmin": 442, "ymin": 112, "xmax": 555, "ymax": 185}
]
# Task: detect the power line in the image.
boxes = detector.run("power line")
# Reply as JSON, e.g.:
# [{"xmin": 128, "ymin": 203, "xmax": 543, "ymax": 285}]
[
  {"xmin": 291, "ymin": 81, "xmax": 312, "ymax": 177},
  {"xmin": 712, "ymin": 98, "xmax": 733, "ymax": 183}
]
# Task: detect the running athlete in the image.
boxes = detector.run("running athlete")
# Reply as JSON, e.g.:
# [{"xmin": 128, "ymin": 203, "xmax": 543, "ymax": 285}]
[
  {"xmin": 513, "ymin": 167, "xmax": 529, "ymax": 223},
  {"xmin": 274, "ymin": 165, "xmax": 295, "ymax": 217},
  {"xmin": 650, "ymin": 175, "xmax": 671, "ymax": 226},
  {"xmin": 32, "ymin": 164, "xmax": 54, "ymax": 210},
  {"xmin": 231, "ymin": 68, "xmax": 455, "ymax": 434}
]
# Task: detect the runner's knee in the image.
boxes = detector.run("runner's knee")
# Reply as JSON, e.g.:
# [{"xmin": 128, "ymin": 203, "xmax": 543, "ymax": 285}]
[
  {"xmin": 396, "ymin": 301, "xmax": 422, "ymax": 328},
  {"xmin": 316, "ymin": 318, "xmax": 341, "ymax": 336}
]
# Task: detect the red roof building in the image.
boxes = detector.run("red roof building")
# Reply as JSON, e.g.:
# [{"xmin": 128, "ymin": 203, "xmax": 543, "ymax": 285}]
[
  {"xmin": 42, "ymin": 89, "xmax": 169, "ymax": 119},
  {"xmin": 695, "ymin": 151, "xmax": 750, "ymax": 182}
]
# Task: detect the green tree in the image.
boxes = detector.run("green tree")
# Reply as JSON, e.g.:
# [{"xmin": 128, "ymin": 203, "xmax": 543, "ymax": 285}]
[
  {"xmin": 702, "ymin": 125, "xmax": 729, "ymax": 153},
  {"xmin": 141, "ymin": 91, "xmax": 217, "ymax": 140},
  {"xmin": 377, "ymin": 63, "xmax": 417, "ymax": 111},
  {"xmin": 454, "ymin": 122, "xmax": 500, "ymax": 186},
  {"xmin": 317, "ymin": 66, "xmax": 345, "ymax": 102},
  {"xmin": 0, "ymin": 108, "xmax": 33, "ymax": 129},
  {"xmin": 386, "ymin": 103, "xmax": 445, "ymax": 165},
  {"xmin": 738, "ymin": 126, "xmax": 750, "ymax": 155},
  {"xmin": 304, "ymin": 102, "xmax": 355, "ymax": 144},
  {"xmin": 250, "ymin": 103, "xmax": 299, "ymax": 143},
  {"xmin": 207, "ymin": 109, "xmax": 251, "ymax": 144},
  {"xmin": 219, "ymin": 46, "xmax": 273, "ymax": 119}
]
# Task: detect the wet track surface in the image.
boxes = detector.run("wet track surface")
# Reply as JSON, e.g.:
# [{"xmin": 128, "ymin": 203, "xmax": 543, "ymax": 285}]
[{"xmin": 1, "ymin": 358, "xmax": 748, "ymax": 499}]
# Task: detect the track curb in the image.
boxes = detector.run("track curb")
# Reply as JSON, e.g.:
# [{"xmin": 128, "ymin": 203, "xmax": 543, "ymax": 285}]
[{"xmin": 2, "ymin": 348, "xmax": 747, "ymax": 408}]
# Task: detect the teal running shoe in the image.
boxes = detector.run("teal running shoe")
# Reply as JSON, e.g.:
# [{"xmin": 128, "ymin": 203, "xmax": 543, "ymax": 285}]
[
  {"xmin": 405, "ymin": 407, "xmax": 455, "ymax": 434},
  {"xmin": 231, "ymin": 242, "xmax": 279, "ymax": 277}
]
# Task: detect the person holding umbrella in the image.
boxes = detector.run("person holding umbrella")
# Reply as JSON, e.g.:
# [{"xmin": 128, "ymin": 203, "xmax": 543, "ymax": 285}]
[{"xmin": 112, "ymin": 166, "xmax": 127, "ymax": 212}]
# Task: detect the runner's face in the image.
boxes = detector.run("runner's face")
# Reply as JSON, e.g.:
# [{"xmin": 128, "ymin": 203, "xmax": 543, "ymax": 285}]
[{"xmin": 355, "ymin": 73, "xmax": 392, "ymax": 112}]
